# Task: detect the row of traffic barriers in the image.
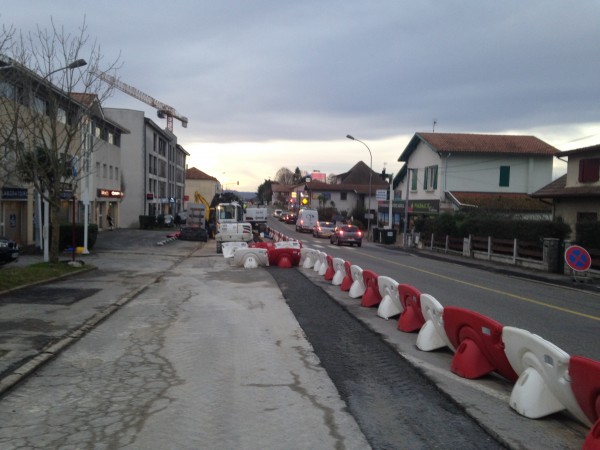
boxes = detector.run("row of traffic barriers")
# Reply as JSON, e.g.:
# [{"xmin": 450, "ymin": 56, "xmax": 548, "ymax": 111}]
[
  {"xmin": 221, "ymin": 228, "xmax": 303, "ymax": 269},
  {"xmin": 298, "ymin": 245, "xmax": 600, "ymax": 450}
]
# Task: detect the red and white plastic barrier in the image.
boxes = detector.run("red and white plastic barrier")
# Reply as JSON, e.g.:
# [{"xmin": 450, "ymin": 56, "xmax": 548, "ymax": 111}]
[
  {"xmin": 332, "ymin": 258, "xmax": 346, "ymax": 285},
  {"xmin": 397, "ymin": 284, "xmax": 425, "ymax": 333},
  {"xmin": 233, "ymin": 247, "xmax": 269, "ymax": 268},
  {"xmin": 349, "ymin": 265, "xmax": 365, "ymax": 298},
  {"xmin": 443, "ymin": 307, "xmax": 518, "ymax": 382},
  {"xmin": 376, "ymin": 276, "xmax": 402, "ymax": 319},
  {"xmin": 324, "ymin": 255, "xmax": 335, "ymax": 281},
  {"xmin": 317, "ymin": 252, "xmax": 329, "ymax": 276},
  {"xmin": 416, "ymin": 294, "xmax": 453, "ymax": 352},
  {"xmin": 503, "ymin": 326, "xmax": 588, "ymax": 422},
  {"xmin": 361, "ymin": 270, "xmax": 382, "ymax": 307},
  {"xmin": 300, "ymin": 248, "xmax": 317, "ymax": 268},
  {"xmin": 340, "ymin": 261, "xmax": 353, "ymax": 292}
]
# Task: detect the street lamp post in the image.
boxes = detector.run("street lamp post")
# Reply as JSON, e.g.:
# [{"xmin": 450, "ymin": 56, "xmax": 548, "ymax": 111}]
[
  {"xmin": 39, "ymin": 59, "xmax": 87, "ymax": 262},
  {"xmin": 346, "ymin": 134, "xmax": 372, "ymax": 239}
]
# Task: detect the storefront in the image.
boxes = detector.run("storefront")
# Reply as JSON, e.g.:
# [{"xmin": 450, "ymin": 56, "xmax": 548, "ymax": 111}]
[
  {"xmin": 95, "ymin": 188, "xmax": 124, "ymax": 230},
  {"xmin": 0, "ymin": 187, "xmax": 29, "ymax": 244}
]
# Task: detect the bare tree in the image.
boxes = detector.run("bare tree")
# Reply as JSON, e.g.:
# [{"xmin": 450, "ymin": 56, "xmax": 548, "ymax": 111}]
[
  {"xmin": 275, "ymin": 167, "xmax": 295, "ymax": 185},
  {"xmin": 0, "ymin": 18, "xmax": 120, "ymax": 262}
]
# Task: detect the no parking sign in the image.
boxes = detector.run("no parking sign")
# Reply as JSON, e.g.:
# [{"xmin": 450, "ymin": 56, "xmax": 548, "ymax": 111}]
[{"xmin": 564, "ymin": 245, "xmax": 592, "ymax": 272}]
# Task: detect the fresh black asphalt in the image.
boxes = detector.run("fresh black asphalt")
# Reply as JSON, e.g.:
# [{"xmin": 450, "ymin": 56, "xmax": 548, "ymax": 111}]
[{"xmin": 267, "ymin": 266, "xmax": 507, "ymax": 450}]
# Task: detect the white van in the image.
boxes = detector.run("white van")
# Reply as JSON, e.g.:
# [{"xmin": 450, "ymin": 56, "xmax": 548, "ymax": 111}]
[{"xmin": 295, "ymin": 209, "xmax": 319, "ymax": 233}]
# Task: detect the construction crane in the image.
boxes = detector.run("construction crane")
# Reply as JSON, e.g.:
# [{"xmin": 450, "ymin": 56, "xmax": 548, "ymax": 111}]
[{"xmin": 93, "ymin": 69, "xmax": 188, "ymax": 132}]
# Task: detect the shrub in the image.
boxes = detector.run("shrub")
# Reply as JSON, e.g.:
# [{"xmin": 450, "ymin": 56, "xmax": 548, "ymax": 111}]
[{"xmin": 55, "ymin": 224, "xmax": 99, "ymax": 251}]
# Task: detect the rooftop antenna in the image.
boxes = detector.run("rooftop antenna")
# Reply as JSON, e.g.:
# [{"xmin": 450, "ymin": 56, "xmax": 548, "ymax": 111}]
[{"xmin": 433, "ymin": 120, "xmax": 437, "ymax": 132}]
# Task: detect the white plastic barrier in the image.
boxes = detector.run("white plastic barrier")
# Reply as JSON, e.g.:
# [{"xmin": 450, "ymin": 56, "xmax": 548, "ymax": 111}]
[
  {"xmin": 376, "ymin": 276, "xmax": 402, "ymax": 319},
  {"xmin": 300, "ymin": 248, "xmax": 316, "ymax": 268},
  {"xmin": 318, "ymin": 252, "xmax": 329, "ymax": 277},
  {"xmin": 232, "ymin": 248, "xmax": 269, "ymax": 268},
  {"xmin": 349, "ymin": 265, "xmax": 365, "ymax": 299},
  {"xmin": 221, "ymin": 242, "xmax": 249, "ymax": 259},
  {"xmin": 503, "ymin": 327, "xmax": 589, "ymax": 423},
  {"xmin": 416, "ymin": 294, "xmax": 453, "ymax": 352},
  {"xmin": 332, "ymin": 258, "xmax": 346, "ymax": 286},
  {"xmin": 275, "ymin": 240, "xmax": 302, "ymax": 249},
  {"xmin": 313, "ymin": 251, "xmax": 323, "ymax": 273}
]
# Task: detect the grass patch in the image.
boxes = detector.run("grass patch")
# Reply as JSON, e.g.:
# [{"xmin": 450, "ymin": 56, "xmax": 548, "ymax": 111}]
[{"xmin": 0, "ymin": 262, "xmax": 91, "ymax": 292}]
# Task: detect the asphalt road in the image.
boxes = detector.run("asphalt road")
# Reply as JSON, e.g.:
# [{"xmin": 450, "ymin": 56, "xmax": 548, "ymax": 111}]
[{"xmin": 269, "ymin": 217, "xmax": 600, "ymax": 362}]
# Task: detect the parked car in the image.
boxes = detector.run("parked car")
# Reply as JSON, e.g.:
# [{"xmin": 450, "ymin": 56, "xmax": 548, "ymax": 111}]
[
  {"xmin": 330, "ymin": 225, "xmax": 363, "ymax": 247},
  {"xmin": 313, "ymin": 221, "xmax": 335, "ymax": 238},
  {"xmin": 0, "ymin": 236, "xmax": 19, "ymax": 266}
]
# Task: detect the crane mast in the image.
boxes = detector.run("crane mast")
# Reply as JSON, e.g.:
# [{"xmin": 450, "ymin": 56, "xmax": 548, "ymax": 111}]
[{"xmin": 93, "ymin": 69, "xmax": 188, "ymax": 131}]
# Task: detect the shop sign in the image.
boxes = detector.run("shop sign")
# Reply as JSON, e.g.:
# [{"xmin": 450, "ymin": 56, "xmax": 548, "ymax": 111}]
[
  {"xmin": 397, "ymin": 200, "xmax": 440, "ymax": 213},
  {"xmin": 1, "ymin": 187, "xmax": 27, "ymax": 200},
  {"xmin": 97, "ymin": 189, "xmax": 124, "ymax": 198},
  {"xmin": 146, "ymin": 193, "xmax": 154, "ymax": 200}
]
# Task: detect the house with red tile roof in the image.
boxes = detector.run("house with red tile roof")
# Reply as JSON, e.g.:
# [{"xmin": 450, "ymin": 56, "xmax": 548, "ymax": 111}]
[
  {"xmin": 532, "ymin": 144, "xmax": 600, "ymax": 238},
  {"xmin": 185, "ymin": 167, "xmax": 220, "ymax": 209},
  {"xmin": 396, "ymin": 132, "xmax": 558, "ymax": 220}
]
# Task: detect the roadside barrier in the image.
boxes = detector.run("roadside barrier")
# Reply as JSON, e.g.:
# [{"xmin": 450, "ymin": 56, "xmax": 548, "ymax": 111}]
[
  {"xmin": 416, "ymin": 294, "xmax": 452, "ymax": 352},
  {"xmin": 443, "ymin": 307, "xmax": 518, "ymax": 382},
  {"xmin": 324, "ymin": 255, "xmax": 335, "ymax": 281},
  {"xmin": 332, "ymin": 258, "xmax": 346, "ymax": 285},
  {"xmin": 232, "ymin": 247, "xmax": 269, "ymax": 268},
  {"xmin": 376, "ymin": 276, "xmax": 402, "ymax": 320},
  {"xmin": 397, "ymin": 284, "xmax": 425, "ymax": 333},
  {"xmin": 221, "ymin": 242, "xmax": 248, "ymax": 258},
  {"xmin": 349, "ymin": 265, "xmax": 365, "ymax": 298},
  {"xmin": 340, "ymin": 261, "xmax": 353, "ymax": 291},
  {"xmin": 503, "ymin": 327, "xmax": 588, "ymax": 422},
  {"xmin": 301, "ymin": 248, "xmax": 317, "ymax": 268},
  {"xmin": 361, "ymin": 270, "xmax": 382, "ymax": 307},
  {"xmin": 569, "ymin": 355, "xmax": 600, "ymax": 427},
  {"xmin": 318, "ymin": 252, "xmax": 329, "ymax": 277},
  {"xmin": 313, "ymin": 251, "xmax": 324, "ymax": 273},
  {"xmin": 290, "ymin": 239, "xmax": 600, "ymax": 448},
  {"xmin": 570, "ymin": 356, "xmax": 600, "ymax": 449}
]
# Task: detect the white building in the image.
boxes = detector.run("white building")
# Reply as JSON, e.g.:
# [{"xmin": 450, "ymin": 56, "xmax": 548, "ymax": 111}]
[{"xmin": 104, "ymin": 108, "xmax": 188, "ymax": 228}]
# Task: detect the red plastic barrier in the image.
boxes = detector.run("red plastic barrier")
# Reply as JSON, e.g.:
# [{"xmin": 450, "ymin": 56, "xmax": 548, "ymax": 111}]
[
  {"xmin": 251, "ymin": 243, "xmax": 301, "ymax": 268},
  {"xmin": 443, "ymin": 307, "xmax": 518, "ymax": 382},
  {"xmin": 324, "ymin": 255, "xmax": 335, "ymax": 281},
  {"xmin": 569, "ymin": 355, "xmax": 600, "ymax": 426},
  {"xmin": 584, "ymin": 420, "xmax": 600, "ymax": 450},
  {"xmin": 397, "ymin": 284, "xmax": 424, "ymax": 332},
  {"xmin": 340, "ymin": 261, "xmax": 353, "ymax": 291},
  {"xmin": 361, "ymin": 270, "xmax": 382, "ymax": 307}
]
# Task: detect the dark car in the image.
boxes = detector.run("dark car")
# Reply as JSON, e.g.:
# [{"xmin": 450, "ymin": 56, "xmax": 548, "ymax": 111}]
[
  {"xmin": 330, "ymin": 225, "xmax": 363, "ymax": 247},
  {"xmin": 313, "ymin": 221, "xmax": 335, "ymax": 238},
  {"xmin": 0, "ymin": 236, "xmax": 19, "ymax": 266},
  {"xmin": 283, "ymin": 212, "xmax": 297, "ymax": 224}
]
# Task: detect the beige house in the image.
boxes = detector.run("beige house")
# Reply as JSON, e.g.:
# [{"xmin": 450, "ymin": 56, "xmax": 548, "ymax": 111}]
[
  {"xmin": 532, "ymin": 144, "xmax": 600, "ymax": 239},
  {"xmin": 184, "ymin": 167, "xmax": 220, "ymax": 210}
]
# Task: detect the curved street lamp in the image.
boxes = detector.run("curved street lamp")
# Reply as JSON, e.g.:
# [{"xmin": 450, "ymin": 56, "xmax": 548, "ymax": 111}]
[
  {"xmin": 346, "ymin": 134, "xmax": 373, "ymax": 239},
  {"xmin": 39, "ymin": 58, "xmax": 88, "ymax": 261}
]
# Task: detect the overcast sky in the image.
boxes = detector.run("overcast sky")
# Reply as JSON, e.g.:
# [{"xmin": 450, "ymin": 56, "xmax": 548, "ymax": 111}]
[{"xmin": 3, "ymin": 1, "xmax": 600, "ymax": 191}]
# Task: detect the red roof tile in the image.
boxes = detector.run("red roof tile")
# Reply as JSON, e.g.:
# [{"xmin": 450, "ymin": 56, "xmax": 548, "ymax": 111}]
[
  {"xmin": 186, "ymin": 167, "xmax": 218, "ymax": 181},
  {"xmin": 410, "ymin": 132, "xmax": 559, "ymax": 157}
]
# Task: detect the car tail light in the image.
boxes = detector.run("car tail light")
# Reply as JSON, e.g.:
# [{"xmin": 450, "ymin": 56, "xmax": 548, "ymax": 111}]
[
  {"xmin": 339, "ymin": 230, "xmax": 344, "ymax": 236},
  {"xmin": 358, "ymin": 231, "xmax": 362, "ymax": 237}
]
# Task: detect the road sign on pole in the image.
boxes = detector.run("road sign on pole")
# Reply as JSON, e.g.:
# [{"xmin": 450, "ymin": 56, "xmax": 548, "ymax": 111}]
[{"xmin": 564, "ymin": 245, "xmax": 592, "ymax": 272}]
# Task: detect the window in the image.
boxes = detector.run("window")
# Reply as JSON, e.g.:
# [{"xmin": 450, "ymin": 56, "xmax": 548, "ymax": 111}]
[
  {"xmin": 577, "ymin": 212, "xmax": 597, "ymax": 223},
  {"xmin": 410, "ymin": 169, "xmax": 418, "ymax": 191},
  {"xmin": 107, "ymin": 131, "xmax": 114, "ymax": 145},
  {"xmin": 340, "ymin": 192, "xmax": 347, "ymax": 201},
  {"xmin": 109, "ymin": 165, "xmax": 113, "ymax": 179},
  {"xmin": 57, "ymin": 107, "xmax": 67, "ymax": 124},
  {"xmin": 423, "ymin": 165, "xmax": 438, "ymax": 191},
  {"xmin": 0, "ymin": 81, "xmax": 15, "ymax": 100},
  {"xmin": 578, "ymin": 159, "xmax": 600, "ymax": 183},
  {"xmin": 33, "ymin": 95, "xmax": 46, "ymax": 115},
  {"xmin": 499, "ymin": 166, "xmax": 510, "ymax": 187},
  {"xmin": 102, "ymin": 163, "xmax": 107, "ymax": 178}
]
